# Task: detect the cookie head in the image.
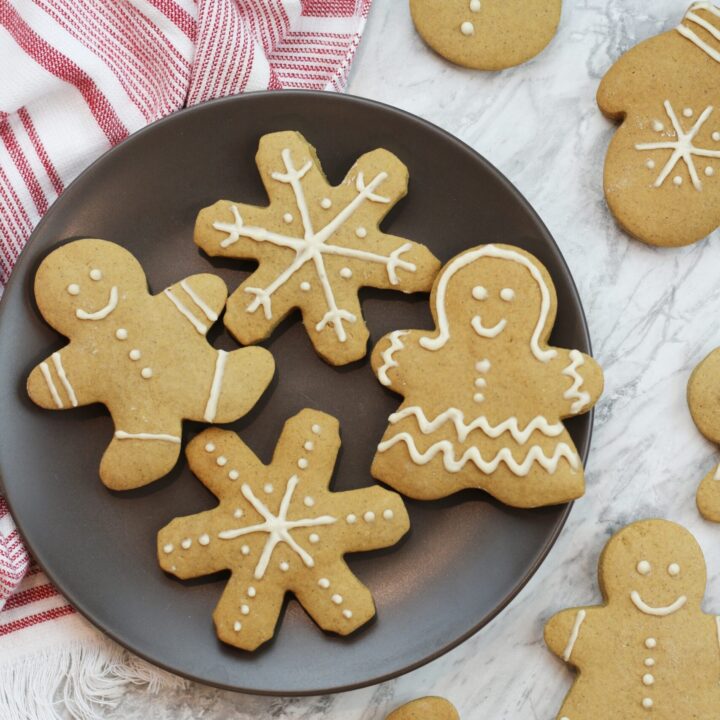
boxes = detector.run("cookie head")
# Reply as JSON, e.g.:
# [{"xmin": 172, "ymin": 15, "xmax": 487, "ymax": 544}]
[
  {"xmin": 600, "ymin": 519, "xmax": 706, "ymax": 614},
  {"xmin": 34, "ymin": 239, "xmax": 147, "ymax": 334}
]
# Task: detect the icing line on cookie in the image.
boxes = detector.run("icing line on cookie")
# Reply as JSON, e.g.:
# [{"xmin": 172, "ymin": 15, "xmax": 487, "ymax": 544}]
[
  {"xmin": 561, "ymin": 350, "xmax": 590, "ymax": 414},
  {"xmin": 677, "ymin": 3, "xmax": 720, "ymax": 62},
  {"xmin": 471, "ymin": 315, "xmax": 507, "ymax": 338},
  {"xmin": 378, "ymin": 330, "xmax": 409, "ymax": 386},
  {"xmin": 180, "ymin": 279, "xmax": 218, "ymax": 322},
  {"xmin": 51, "ymin": 351, "xmax": 78, "ymax": 407},
  {"xmin": 419, "ymin": 245, "xmax": 557, "ymax": 362},
  {"xmin": 204, "ymin": 350, "xmax": 228, "ymax": 422},
  {"xmin": 377, "ymin": 433, "xmax": 579, "ymax": 475},
  {"xmin": 39, "ymin": 361, "xmax": 63, "ymax": 408},
  {"xmin": 562, "ymin": 609, "xmax": 586, "ymax": 661},
  {"xmin": 164, "ymin": 287, "xmax": 208, "ymax": 335},
  {"xmin": 630, "ymin": 591, "xmax": 687, "ymax": 616},
  {"xmin": 76, "ymin": 285, "xmax": 118, "ymax": 320},
  {"xmin": 115, "ymin": 431, "xmax": 181, "ymax": 443}
]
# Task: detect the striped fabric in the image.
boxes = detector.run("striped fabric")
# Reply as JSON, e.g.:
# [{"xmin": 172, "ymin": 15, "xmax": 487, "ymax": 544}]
[{"xmin": 0, "ymin": 0, "xmax": 370, "ymax": 693}]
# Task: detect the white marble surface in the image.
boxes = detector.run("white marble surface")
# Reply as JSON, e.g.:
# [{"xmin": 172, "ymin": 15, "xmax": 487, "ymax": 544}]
[{"xmin": 107, "ymin": 1, "xmax": 720, "ymax": 717}]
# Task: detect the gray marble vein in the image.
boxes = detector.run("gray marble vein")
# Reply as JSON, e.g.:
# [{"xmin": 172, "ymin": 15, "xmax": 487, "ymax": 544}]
[{"xmin": 104, "ymin": 1, "xmax": 720, "ymax": 717}]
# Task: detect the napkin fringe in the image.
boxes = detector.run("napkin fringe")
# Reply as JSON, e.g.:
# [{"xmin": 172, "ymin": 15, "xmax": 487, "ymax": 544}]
[{"xmin": 0, "ymin": 636, "xmax": 186, "ymax": 720}]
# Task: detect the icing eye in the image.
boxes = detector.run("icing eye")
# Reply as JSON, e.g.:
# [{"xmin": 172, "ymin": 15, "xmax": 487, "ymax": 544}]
[
  {"xmin": 89, "ymin": 268, "xmax": 102, "ymax": 281},
  {"xmin": 472, "ymin": 286, "xmax": 488, "ymax": 300},
  {"xmin": 668, "ymin": 563, "xmax": 680, "ymax": 577},
  {"xmin": 637, "ymin": 560, "xmax": 651, "ymax": 576},
  {"xmin": 500, "ymin": 288, "xmax": 515, "ymax": 302},
  {"xmin": 67, "ymin": 283, "xmax": 80, "ymax": 296}
]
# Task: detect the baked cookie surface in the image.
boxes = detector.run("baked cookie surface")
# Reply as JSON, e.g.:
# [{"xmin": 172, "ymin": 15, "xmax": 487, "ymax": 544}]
[{"xmin": 387, "ymin": 697, "xmax": 459, "ymax": 720}]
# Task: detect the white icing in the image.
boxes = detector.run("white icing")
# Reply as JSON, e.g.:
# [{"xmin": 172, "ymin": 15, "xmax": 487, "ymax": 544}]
[
  {"xmin": 630, "ymin": 591, "xmax": 687, "ymax": 616},
  {"xmin": 205, "ymin": 442, "xmax": 215, "ymax": 452},
  {"xmin": 39, "ymin": 362, "xmax": 63, "ymax": 408},
  {"xmin": 420, "ymin": 245, "xmax": 557, "ymax": 362},
  {"xmin": 355, "ymin": 227, "xmax": 367, "ymax": 238},
  {"xmin": 714, "ymin": 131, "xmax": 720, "ymax": 141},
  {"xmin": 646, "ymin": 160, "xmax": 656, "ymax": 169},
  {"xmin": 635, "ymin": 100, "xmax": 720, "ymax": 191},
  {"xmin": 283, "ymin": 212, "xmax": 293, "ymax": 224},
  {"xmin": 377, "ymin": 330, "xmax": 409, "ymax": 386},
  {"xmin": 471, "ymin": 315, "xmax": 507, "ymax": 338},
  {"xmin": 645, "ymin": 638, "xmax": 657, "ymax": 649},
  {"xmin": 241, "ymin": 545, "xmax": 250, "ymax": 555},
  {"xmin": 298, "ymin": 458, "xmax": 308, "ymax": 469},
  {"xmin": 304, "ymin": 496, "xmax": 314, "ymax": 507},
  {"xmin": 320, "ymin": 197, "xmax": 332, "ymax": 209},
  {"xmin": 233, "ymin": 621, "xmax": 242, "ymax": 632},
  {"xmin": 562, "ymin": 350, "xmax": 591, "ymax": 414},
  {"xmin": 346, "ymin": 514, "xmax": 357, "ymax": 524},
  {"xmin": 51, "ymin": 352, "xmax": 78, "ymax": 407},
  {"xmin": 674, "ymin": 175, "xmax": 683, "ymax": 186},
  {"xmin": 652, "ymin": 120, "xmax": 664, "ymax": 132},
  {"xmin": 668, "ymin": 562, "xmax": 680, "ymax": 576},
  {"xmin": 318, "ymin": 578, "xmax": 330, "ymax": 588},
  {"xmin": 470, "ymin": 0, "xmax": 481, "ymax": 9},
  {"xmin": 387, "ymin": 406, "xmax": 564, "ymax": 444},
  {"xmin": 218, "ymin": 475, "xmax": 337, "ymax": 580},
  {"xmin": 642, "ymin": 674, "xmax": 654, "ymax": 686},
  {"xmin": 141, "ymin": 367, "xmax": 153, "ymax": 379},
  {"xmin": 67, "ymin": 284, "xmax": 80, "ymax": 296},
  {"xmin": 377, "ymin": 433, "xmax": 579, "ymax": 475},
  {"xmin": 76, "ymin": 286, "xmax": 118, "ymax": 320},
  {"xmin": 115, "ymin": 328, "xmax": 128, "ymax": 340},
  {"xmin": 229, "ymin": 470, "xmax": 239, "ymax": 481},
  {"xmin": 311, "ymin": 424, "xmax": 321, "ymax": 434},
  {"xmin": 198, "ymin": 533, "xmax": 210, "ymax": 546},
  {"xmin": 364, "ymin": 511, "xmax": 375, "ymax": 522},
  {"xmin": 475, "ymin": 359, "xmax": 491, "ymax": 372},
  {"xmin": 263, "ymin": 483, "xmax": 273, "ymax": 494},
  {"xmin": 684, "ymin": 107, "xmax": 694, "ymax": 118},
  {"xmin": 645, "ymin": 658, "xmax": 655, "ymax": 667},
  {"xmin": 300, "ymin": 281, "xmax": 311, "ymax": 291},
  {"xmin": 129, "ymin": 349, "xmax": 141, "ymax": 360},
  {"xmin": 163, "ymin": 543, "xmax": 173, "ymax": 554},
  {"xmin": 383, "ymin": 509, "xmax": 394, "ymax": 520},
  {"xmin": 637, "ymin": 560, "xmax": 651, "ymax": 575},
  {"xmin": 304, "ymin": 441, "xmax": 314, "ymax": 451},
  {"xmin": 248, "ymin": 586, "xmax": 256, "ymax": 597},
  {"xmin": 339, "ymin": 267, "xmax": 352, "ymax": 279},
  {"xmin": 460, "ymin": 20, "xmax": 474, "ymax": 35},
  {"xmin": 473, "ymin": 393, "xmax": 484, "ymax": 403},
  {"xmin": 472, "ymin": 286, "xmax": 488, "ymax": 300},
  {"xmin": 562, "ymin": 609, "xmax": 586, "ymax": 661},
  {"xmin": 309, "ymin": 533, "xmax": 319, "ymax": 543},
  {"xmin": 342, "ymin": 609, "xmax": 353, "ymax": 619},
  {"xmin": 89, "ymin": 268, "xmax": 102, "ymax": 281},
  {"xmin": 181, "ymin": 538, "xmax": 192, "ymax": 549},
  {"xmin": 642, "ymin": 698, "xmax": 653, "ymax": 709},
  {"xmin": 500, "ymin": 288, "xmax": 515, "ymax": 301},
  {"xmin": 474, "ymin": 378, "xmax": 486, "ymax": 388},
  {"xmin": 706, "ymin": 166, "xmax": 715, "ymax": 176},
  {"xmin": 115, "ymin": 431, "xmax": 181, "ymax": 443},
  {"xmin": 233, "ymin": 508, "xmax": 243, "ymax": 518},
  {"xmin": 180, "ymin": 279, "xmax": 218, "ymax": 322},
  {"xmin": 164, "ymin": 287, "xmax": 208, "ymax": 335},
  {"xmin": 279, "ymin": 562, "xmax": 289, "ymax": 572},
  {"xmin": 677, "ymin": 3, "xmax": 720, "ymax": 62},
  {"xmin": 211, "ymin": 147, "xmax": 416, "ymax": 342},
  {"xmin": 204, "ymin": 350, "xmax": 228, "ymax": 422},
  {"xmin": 241, "ymin": 604, "xmax": 250, "ymax": 615},
  {"xmin": 217, "ymin": 456, "xmax": 228, "ymax": 467},
  {"xmin": 331, "ymin": 594, "xmax": 343, "ymax": 605}
]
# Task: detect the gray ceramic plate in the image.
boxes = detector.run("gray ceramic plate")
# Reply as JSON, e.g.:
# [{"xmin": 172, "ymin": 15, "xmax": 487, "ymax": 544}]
[{"xmin": 0, "ymin": 91, "xmax": 591, "ymax": 695}]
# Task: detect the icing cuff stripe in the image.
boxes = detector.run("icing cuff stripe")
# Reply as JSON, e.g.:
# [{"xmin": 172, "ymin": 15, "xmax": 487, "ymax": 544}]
[
  {"xmin": 164, "ymin": 287, "xmax": 208, "ymax": 335},
  {"xmin": 115, "ymin": 431, "xmax": 181, "ymax": 443},
  {"xmin": 39, "ymin": 361, "xmax": 63, "ymax": 408},
  {"xmin": 378, "ymin": 330, "xmax": 409, "ymax": 386},
  {"xmin": 562, "ymin": 609, "xmax": 586, "ymax": 661},
  {"xmin": 180, "ymin": 279, "xmax": 219, "ymax": 322},
  {"xmin": 204, "ymin": 350, "xmax": 228, "ymax": 422},
  {"xmin": 51, "ymin": 351, "xmax": 78, "ymax": 408}
]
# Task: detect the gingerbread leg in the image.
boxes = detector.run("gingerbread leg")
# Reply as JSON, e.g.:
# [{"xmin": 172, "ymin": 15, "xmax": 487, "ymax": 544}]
[{"xmin": 697, "ymin": 465, "xmax": 720, "ymax": 522}]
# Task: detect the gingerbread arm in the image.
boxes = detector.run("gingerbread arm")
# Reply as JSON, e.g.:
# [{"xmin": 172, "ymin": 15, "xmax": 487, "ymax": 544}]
[
  {"xmin": 370, "ymin": 330, "xmax": 427, "ymax": 393},
  {"xmin": 688, "ymin": 348, "xmax": 720, "ymax": 444},
  {"xmin": 544, "ymin": 606, "xmax": 593, "ymax": 667},
  {"xmin": 549, "ymin": 349, "xmax": 604, "ymax": 418},
  {"xmin": 161, "ymin": 273, "xmax": 227, "ymax": 337}
]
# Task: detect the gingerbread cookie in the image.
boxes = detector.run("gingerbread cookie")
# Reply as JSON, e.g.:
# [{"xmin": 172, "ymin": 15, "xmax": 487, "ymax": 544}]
[
  {"xmin": 409, "ymin": 0, "xmax": 562, "ymax": 70},
  {"xmin": 27, "ymin": 239, "xmax": 274, "ymax": 490},
  {"xmin": 687, "ymin": 347, "xmax": 720, "ymax": 521},
  {"xmin": 386, "ymin": 697, "xmax": 459, "ymax": 720},
  {"xmin": 195, "ymin": 131, "xmax": 440, "ymax": 366},
  {"xmin": 370, "ymin": 244, "xmax": 604, "ymax": 508},
  {"xmin": 598, "ymin": 2, "xmax": 720, "ymax": 247},
  {"xmin": 157, "ymin": 409, "xmax": 409, "ymax": 651},
  {"xmin": 545, "ymin": 519, "xmax": 720, "ymax": 718}
]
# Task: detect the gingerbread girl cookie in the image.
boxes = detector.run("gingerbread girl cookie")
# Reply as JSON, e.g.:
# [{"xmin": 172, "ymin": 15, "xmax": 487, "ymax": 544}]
[
  {"xmin": 386, "ymin": 697, "xmax": 459, "ymax": 720},
  {"xmin": 157, "ymin": 410, "xmax": 409, "ymax": 651},
  {"xmin": 27, "ymin": 239, "xmax": 274, "ymax": 490},
  {"xmin": 195, "ymin": 130, "xmax": 440, "ymax": 366},
  {"xmin": 370, "ymin": 244, "xmax": 604, "ymax": 508},
  {"xmin": 598, "ymin": 2, "xmax": 720, "ymax": 247},
  {"xmin": 545, "ymin": 519, "xmax": 720, "ymax": 718},
  {"xmin": 409, "ymin": 0, "xmax": 562, "ymax": 70}
]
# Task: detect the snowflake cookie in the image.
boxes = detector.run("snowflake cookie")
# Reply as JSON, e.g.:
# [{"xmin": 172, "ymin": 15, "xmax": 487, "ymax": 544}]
[
  {"xmin": 157, "ymin": 409, "xmax": 410, "ymax": 651},
  {"xmin": 598, "ymin": 2, "xmax": 720, "ymax": 247},
  {"xmin": 545, "ymin": 519, "xmax": 720, "ymax": 718},
  {"xmin": 386, "ymin": 697, "xmax": 459, "ymax": 720},
  {"xmin": 409, "ymin": 0, "xmax": 562, "ymax": 70},
  {"xmin": 370, "ymin": 244, "xmax": 604, "ymax": 509},
  {"xmin": 26, "ymin": 239, "xmax": 274, "ymax": 490},
  {"xmin": 194, "ymin": 130, "xmax": 440, "ymax": 366}
]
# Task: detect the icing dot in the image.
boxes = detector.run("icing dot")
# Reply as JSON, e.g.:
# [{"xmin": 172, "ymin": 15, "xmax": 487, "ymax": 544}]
[
  {"xmin": 705, "ymin": 166, "xmax": 715, "ymax": 177},
  {"xmin": 668, "ymin": 562, "xmax": 680, "ymax": 576},
  {"xmin": 216, "ymin": 456, "xmax": 227, "ymax": 467},
  {"xmin": 263, "ymin": 483, "xmax": 273, "ymax": 494},
  {"xmin": 280, "ymin": 561, "xmax": 289, "ymax": 572},
  {"xmin": 460, "ymin": 20, "xmax": 474, "ymax": 35},
  {"xmin": 339, "ymin": 267, "xmax": 353, "ymax": 279},
  {"xmin": 355, "ymin": 227, "xmax": 367, "ymax": 238},
  {"xmin": 181, "ymin": 538, "xmax": 192, "ymax": 549},
  {"xmin": 163, "ymin": 543, "xmax": 174, "ymax": 554},
  {"xmin": 89, "ymin": 268, "xmax": 103, "ymax": 281},
  {"xmin": 129, "ymin": 349, "xmax": 141, "ymax": 361},
  {"xmin": 312, "ymin": 424, "xmax": 321, "ymax": 434},
  {"xmin": 300, "ymin": 281, "xmax": 311, "ymax": 292},
  {"xmin": 318, "ymin": 578, "xmax": 330, "ymax": 588},
  {"xmin": 474, "ymin": 378, "xmax": 487, "ymax": 388},
  {"xmin": 229, "ymin": 470, "xmax": 239, "ymax": 481},
  {"xmin": 642, "ymin": 698, "xmax": 653, "ymax": 709},
  {"xmin": 475, "ymin": 359, "xmax": 491, "ymax": 373},
  {"xmin": 364, "ymin": 511, "xmax": 375, "ymax": 523},
  {"xmin": 233, "ymin": 621, "xmax": 242, "ymax": 632},
  {"xmin": 304, "ymin": 441, "xmax": 314, "ymax": 451},
  {"xmin": 241, "ymin": 604, "xmax": 250, "ymax": 615},
  {"xmin": 472, "ymin": 285, "xmax": 488, "ymax": 300},
  {"xmin": 248, "ymin": 586, "xmax": 256, "ymax": 598},
  {"xmin": 642, "ymin": 674, "xmax": 654, "ymax": 686},
  {"xmin": 309, "ymin": 533, "xmax": 320, "ymax": 544},
  {"xmin": 470, "ymin": 0, "xmax": 481, "ymax": 10},
  {"xmin": 673, "ymin": 176, "xmax": 683, "ymax": 186},
  {"xmin": 205, "ymin": 443, "xmax": 215, "ymax": 453},
  {"xmin": 383, "ymin": 509, "xmax": 394, "ymax": 521},
  {"xmin": 683, "ymin": 107, "xmax": 693, "ymax": 117},
  {"xmin": 646, "ymin": 160, "xmax": 656, "ymax": 170},
  {"xmin": 171, "ymin": 565, "xmax": 177, "ymax": 572},
  {"xmin": 283, "ymin": 212, "xmax": 293, "ymax": 224},
  {"xmin": 652, "ymin": 120, "xmax": 664, "ymax": 132},
  {"xmin": 320, "ymin": 197, "xmax": 332, "ymax": 209},
  {"xmin": 645, "ymin": 638, "xmax": 657, "ymax": 649},
  {"xmin": 198, "ymin": 533, "xmax": 210, "ymax": 546},
  {"xmin": 304, "ymin": 496, "xmax": 315, "ymax": 507},
  {"xmin": 67, "ymin": 283, "xmax": 80, "ymax": 296},
  {"xmin": 500, "ymin": 288, "xmax": 515, "ymax": 302},
  {"xmin": 644, "ymin": 658, "xmax": 655, "ymax": 667},
  {"xmin": 115, "ymin": 328, "xmax": 128, "ymax": 340},
  {"xmin": 141, "ymin": 367, "xmax": 153, "ymax": 379},
  {"xmin": 346, "ymin": 514, "xmax": 357, "ymax": 524},
  {"xmin": 331, "ymin": 594, "xmax": 343, "ymax": 605},
  {"xmin": 241, "ymin": 545, "xmax": 250, "ymax": 555},
  {"xmin": 342, "ymin": 609, "xmax": 353, "ymax": 619},
  {"xmin": 713, "ymin": 131, "xmax": 720, "ymax": 141},
  {"xmin": 298, "ymin": 458, "xmax": 309, "ymax": 469},
  {"xmin": 233, "ymin": 508, "xmax": 243, "ymax": 518},
  {"xmin": 474, "ymin": 393, "xmax": 485, "ymax": 403},
  {"xmin": 636, "ymin": 560, "xmax": 651, "ymax": 576}
]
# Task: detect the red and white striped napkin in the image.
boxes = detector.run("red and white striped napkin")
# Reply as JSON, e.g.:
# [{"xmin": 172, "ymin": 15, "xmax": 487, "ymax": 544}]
[{"xmin": 0, "ymin": 1, "xmax": 371, "ymax": 716}]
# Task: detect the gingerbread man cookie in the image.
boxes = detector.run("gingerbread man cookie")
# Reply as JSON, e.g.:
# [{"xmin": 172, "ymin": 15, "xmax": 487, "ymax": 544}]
[
  {"xmin": 545, "ymin": 519, "xmax": 720, "ymax": 718},
  {"xmin": 598, "ymin": 2, "xmax": 720, "ymax": 247},
  {"xmin": 195, "ymin": 131, "xmax": 440, "ymax": 366},
  {"xmin": 687, "ymin": 347, "xmax": 720, "ymax": 521},
  {"xmin": 370, "ymin": 244, "xmax": 604, "ymax": 508},
  {"xmin": 409, "ymin": 0, "xmax": 562, "ymax": 70},
  {"xmin": 27, "ymin": 239, "xmax": 274, "ymax": 490},
  {"xmin": 386, "ymin": 697, "xmax": 459, "ymax": 720},
  {"xmin": 157, "ymin": 410, "xmax": 409, "ymax": 651}
]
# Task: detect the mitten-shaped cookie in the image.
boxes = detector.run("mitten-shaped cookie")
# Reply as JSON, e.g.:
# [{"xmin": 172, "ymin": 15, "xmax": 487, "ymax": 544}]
[
  {"xmin": 27, "ymin": 239, "xmax": 274, "ymax": 490},
  {"xmin": 387, "ymin": 697, "xmax": 459, "ymax": 720},
  {"xmin": 687, "ymin": 347, "xmax": 720, "ymax": 521},
  {"xmin": 410, "ymin": 0, "xmax": 562, "ymax": 70},
  {"xmin": 545, "ymin": 519, "xmax": 720, "ymax": 718},
  {"xmin": 371, "ymin": 244, "xmax": 604, "ymax": 509},
  {"xmin": 157, "ymin": 410, "xmax": 409, "ymax": 651},
  {"xmin": 598, "ymin": 2, "xmax": 720, "ymax": 247},
  {"xmin": 195, "ymin": 131, "xmax": 440, "ymax": 366}
]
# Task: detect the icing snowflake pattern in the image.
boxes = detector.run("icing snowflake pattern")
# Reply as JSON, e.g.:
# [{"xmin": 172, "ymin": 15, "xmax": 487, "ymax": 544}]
[{"xmin": 157, "ymin": 410, "xmax": 409, "ymax": 651}]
